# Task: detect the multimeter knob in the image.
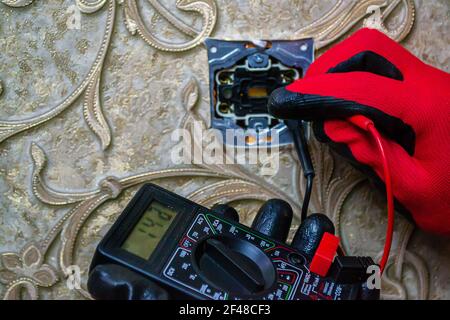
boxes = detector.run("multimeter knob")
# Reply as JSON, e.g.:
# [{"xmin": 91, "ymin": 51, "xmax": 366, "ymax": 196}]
[
  {"xmin": 251, "ymin": 199, "xmax": 293, "ymax": 242},
  {"xmin": 193, "ymin": 236, "xmax": 276, "ymax": 295}
]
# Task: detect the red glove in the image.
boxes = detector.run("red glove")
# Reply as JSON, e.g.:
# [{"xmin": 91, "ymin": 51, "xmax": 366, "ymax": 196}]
[{"xmin": 268, "ymin": 28, "xmax": 450, "ymax": 236}]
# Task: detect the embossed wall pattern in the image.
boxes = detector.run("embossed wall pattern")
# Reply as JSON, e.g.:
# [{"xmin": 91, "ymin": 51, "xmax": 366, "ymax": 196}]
[{"xmin": 0, "ymin": 0, "xmax": 449, "ymax": 300}]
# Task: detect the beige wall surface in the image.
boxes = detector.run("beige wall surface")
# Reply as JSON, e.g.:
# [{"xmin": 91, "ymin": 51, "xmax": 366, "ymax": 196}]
[{"xmin": 0, "ymin": 0, "xmax": 448, "ymax": 299}]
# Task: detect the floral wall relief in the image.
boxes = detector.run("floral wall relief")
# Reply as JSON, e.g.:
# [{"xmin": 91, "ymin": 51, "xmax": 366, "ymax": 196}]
[{"xmin": 1, "ymin": 0, "xmax": 442, "ymax": 299}]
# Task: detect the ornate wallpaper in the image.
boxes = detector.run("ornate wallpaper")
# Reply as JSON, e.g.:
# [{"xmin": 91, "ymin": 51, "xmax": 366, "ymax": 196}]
[{"xmin": 0, "ymin": 0, "xmax": 448, "ymax": 300}]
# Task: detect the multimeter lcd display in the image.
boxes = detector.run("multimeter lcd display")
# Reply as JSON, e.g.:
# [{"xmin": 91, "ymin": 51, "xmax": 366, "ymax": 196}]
[{"xmin": 122, "ymin": 201, "xmax": 177, "ymax": 259}]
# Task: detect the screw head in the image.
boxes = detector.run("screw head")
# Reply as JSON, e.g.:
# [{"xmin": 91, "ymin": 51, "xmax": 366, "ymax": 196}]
[{"xmin": 254, "ymin": 54, "xmax": 263, "ymax": 63}]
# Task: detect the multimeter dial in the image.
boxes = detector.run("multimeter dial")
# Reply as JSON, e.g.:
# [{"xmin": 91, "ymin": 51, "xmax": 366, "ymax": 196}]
[{"xmin": 193, "ymin": 235, "xmax": 276, "ymax": 295}]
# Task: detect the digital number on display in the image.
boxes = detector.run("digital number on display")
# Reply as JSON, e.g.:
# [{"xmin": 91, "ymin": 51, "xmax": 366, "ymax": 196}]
[{"xmin": 122, "ymin": 201, "xmax": 177, "ymax": 259}]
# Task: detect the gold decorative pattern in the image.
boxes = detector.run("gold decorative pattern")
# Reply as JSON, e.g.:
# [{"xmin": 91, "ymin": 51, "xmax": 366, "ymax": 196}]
[
  {"xmin": 0, "ymin": 0, "xmax": 218, "ymax": 150},
  {"xmin": 294, "ymin": 0, "xmax": 415, "ymax": 48},
  {"xmin": 0, "ymin": 0, "xmax": 34, "ymax": 7},
  {"xmin": 0, "ymin": 0, "xmax": 435, "ymax": 300},
  {"xmin": 0, "ymin": 243, "xmax": 58, "ymax": 300},
  {"xmin": 75, "ymin": 0, "xmax": 108, "ymax": 13},
  {"xmin": 123, "ymin": 0, "xmax": 218, "ymax": 52},
  {"xmin": 0, "ymin": 0, "xmax": 116, "ymax": 150}
]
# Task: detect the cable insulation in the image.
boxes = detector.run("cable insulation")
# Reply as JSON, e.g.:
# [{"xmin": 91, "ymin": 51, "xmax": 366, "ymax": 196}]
[
  {"xmin": 368, "ymin": 124, "xmax": 394, "ymax": 274},
  {"xmin": 348, "ymin": 115, "xmax": 394, "ymax": 275},
  {"xmin": 285, "ymin": 120, "xmax": 315, "ymax": 223},
  {"xmin": 302, "ymin": 176, "xmax": 314, "ymax": 222}
]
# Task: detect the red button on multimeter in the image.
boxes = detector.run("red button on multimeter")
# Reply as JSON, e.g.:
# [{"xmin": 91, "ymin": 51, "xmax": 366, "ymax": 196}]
[{"xmin": 310, "ymin": 232, "xmax": 340, "ymax": 277}]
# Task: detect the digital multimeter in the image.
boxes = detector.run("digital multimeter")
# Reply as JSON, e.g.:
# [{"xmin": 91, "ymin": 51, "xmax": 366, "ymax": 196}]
[{"xmin": 89, "ymin": 184, "xmax": 371, "ymax": 300}]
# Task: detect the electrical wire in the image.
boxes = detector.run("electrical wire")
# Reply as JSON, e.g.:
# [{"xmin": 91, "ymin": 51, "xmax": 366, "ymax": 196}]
[
  {"xmin": 285, "ymin": 120, "xmax": 315, "ymax": 223},
  {"xmin": 286, "ymin": 114, "xmax": 393, "ymax": 274},
  {"xmin": 302, "ymin": 175, "xmax": 314, "ymax": 222},
  {"xmin": 348, "ymin": 115, "xmax": 394, "ymax": 275}
]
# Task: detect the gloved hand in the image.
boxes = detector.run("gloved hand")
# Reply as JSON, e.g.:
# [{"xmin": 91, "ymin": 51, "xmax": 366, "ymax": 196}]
[{"xmin": 268, "ymin": 28, "xmax": 450, "ymax": 237}]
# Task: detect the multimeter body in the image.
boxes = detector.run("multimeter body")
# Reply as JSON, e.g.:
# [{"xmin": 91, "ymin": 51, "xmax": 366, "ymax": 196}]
[{"xmin": 90, "ymin": 184, "xmax": 362, "ymax": 300}]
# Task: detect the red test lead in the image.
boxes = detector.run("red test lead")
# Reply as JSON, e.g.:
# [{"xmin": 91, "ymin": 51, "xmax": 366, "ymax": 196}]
[{"xmin": 348, "ymin": 115, "xmax": 394, "ymax": 275}]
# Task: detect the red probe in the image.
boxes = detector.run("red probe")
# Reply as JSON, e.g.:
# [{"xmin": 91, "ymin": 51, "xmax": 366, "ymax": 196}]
[
  {"xmin": 309, "ymin": 115, "xmax": 394, "ymax": 278},
  {"xmin": 348, "ymin": 115, "xmax": 394, "ymax": 274}
]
